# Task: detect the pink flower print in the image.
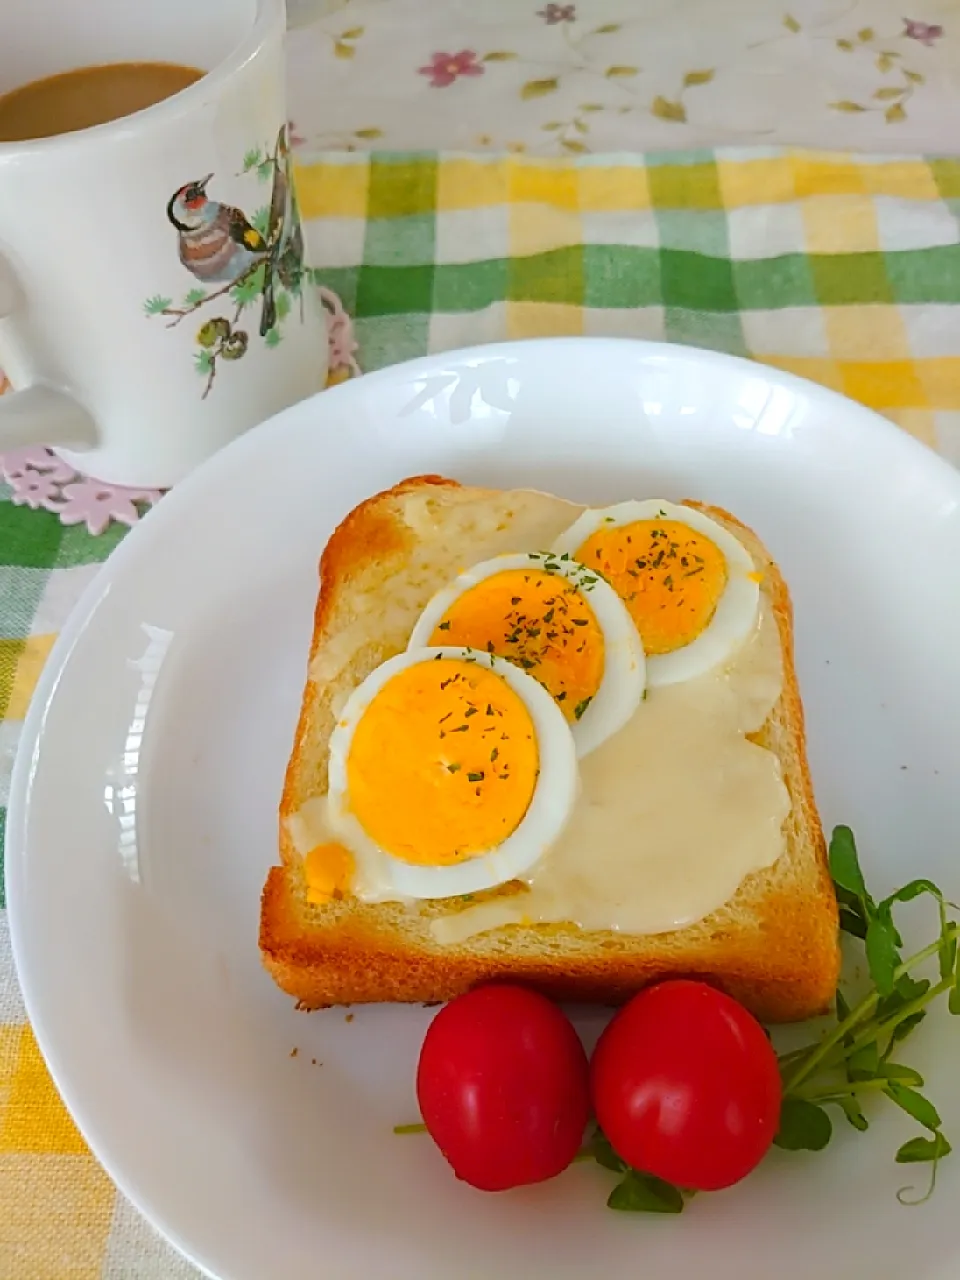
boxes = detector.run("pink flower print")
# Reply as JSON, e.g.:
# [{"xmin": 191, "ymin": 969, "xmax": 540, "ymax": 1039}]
[
  {"xmin": 327, "ymin": 309, "xmax": 360, "ymax": 375},
  {"xmin": 0, "ymin": 445, "xmax": 76, "ymax": 483},
  {"xmin": 902, "ymin": 18, "xmax": 944, "ymax": 44},
  {"xmin": 538, "ymin": 3, "xmax": 576, "ymax": 22},
  {"xmin": 8, "ymin": 469, "xmax": 61, "ymax": 509},
  {"xmin": 56, "ymin": 478, "xmax": 162, "ymax": 536},
  {"xmin": 418, "ymin": 50, "xmax": 485, "ymax": 88},
  {"xmin": 318, "ymin": 286, "xmax": 361, "ymax": 384}
]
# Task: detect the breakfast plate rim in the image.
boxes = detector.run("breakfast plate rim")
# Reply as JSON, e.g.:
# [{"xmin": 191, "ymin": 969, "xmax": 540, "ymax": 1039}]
[{"xmin": 7, "ymin": 335, "xmax": 960, "ymax": 1280}]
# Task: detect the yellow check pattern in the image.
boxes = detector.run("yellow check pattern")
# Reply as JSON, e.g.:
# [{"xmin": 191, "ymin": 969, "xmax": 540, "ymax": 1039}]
[{"xmin": 3, "ymin": 147, "xmax": 960, "ymax": 1276}]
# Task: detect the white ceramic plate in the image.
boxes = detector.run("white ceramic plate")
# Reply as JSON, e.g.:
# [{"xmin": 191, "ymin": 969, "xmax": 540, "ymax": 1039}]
[{"xmin": 8, "ymin": 338, "xmax": 960, "ymax": 1280}]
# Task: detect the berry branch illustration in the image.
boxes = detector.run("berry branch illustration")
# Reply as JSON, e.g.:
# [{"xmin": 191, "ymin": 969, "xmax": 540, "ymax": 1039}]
[{"xmin": 143, "ymin": 124, "xmax": 306, "ymax": 399}]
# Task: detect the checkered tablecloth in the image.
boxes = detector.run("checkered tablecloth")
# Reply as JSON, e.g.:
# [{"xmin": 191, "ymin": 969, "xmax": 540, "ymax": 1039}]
[{"xmin": 2, "ymin": 147, "xmax": 960, "ymax": 1277}]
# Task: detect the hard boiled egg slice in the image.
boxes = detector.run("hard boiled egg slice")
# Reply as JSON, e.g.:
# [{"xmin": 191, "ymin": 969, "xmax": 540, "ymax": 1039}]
[
  {"xmin": 406, "ymin": 553, "xmax": 645, "ymax": 758},
  {"xmin": 326, "ymin": 647, "xmax": 578, "ymax": 900},
  {"xmin": 552, "ymin": 500, "xmax": 760, "ymax": 687}
]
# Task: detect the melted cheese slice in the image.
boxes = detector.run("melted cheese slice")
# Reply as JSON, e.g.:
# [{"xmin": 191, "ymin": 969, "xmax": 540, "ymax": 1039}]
[{"xmin": 430, "ymin": 606, "xmax": 788, "ymax": 942}]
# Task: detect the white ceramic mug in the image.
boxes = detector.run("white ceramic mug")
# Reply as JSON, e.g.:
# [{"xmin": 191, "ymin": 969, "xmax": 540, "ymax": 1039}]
[{"xmin": 0, "ymin": 0, "xmax": 327, "ymax": 488}]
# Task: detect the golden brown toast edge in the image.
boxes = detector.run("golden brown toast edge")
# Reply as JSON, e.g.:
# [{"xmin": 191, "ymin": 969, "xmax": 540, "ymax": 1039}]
[
  {"xmin": 279, "ymin": 474, "xmax": 461, "ymax": 824},
  {"xmin": 260, "ymin": 480, "xmax": 840, "ymax": 1024}
]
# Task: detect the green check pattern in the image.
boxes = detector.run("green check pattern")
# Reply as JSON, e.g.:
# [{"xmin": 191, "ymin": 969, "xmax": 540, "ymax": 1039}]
[
  {"xmin": 2, "ymin": 146, "xmax": 960, "ymax": 1277},
  {"xmin": 0, "ymin": 487, "xmax": 130, "ymax": 907}
]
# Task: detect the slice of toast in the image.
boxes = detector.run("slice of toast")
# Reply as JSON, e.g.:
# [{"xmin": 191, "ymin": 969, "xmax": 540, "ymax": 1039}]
[{"xmin": 259, "ymin": 476, "xmax": 840, "ymax": 1023}]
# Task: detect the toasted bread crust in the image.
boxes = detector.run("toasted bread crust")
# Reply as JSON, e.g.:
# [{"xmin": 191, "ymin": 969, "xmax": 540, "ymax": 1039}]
[
  {"xmin": 280, "ymin": 475, "xmax": 459, "ymax": 823},
  {"xmin": 261, "ymin": 479, "xmax": 839, "ymax": 1024}
]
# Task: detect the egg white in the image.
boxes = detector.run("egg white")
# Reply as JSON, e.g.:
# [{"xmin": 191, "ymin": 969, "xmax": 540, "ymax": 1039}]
[
  {"xmin": 326, "ymin": 646, "xmax": 579, "ymax": 900},
  {"xmin": 552, "ymin": 500, "xmax": 760, "ymax": 687},
  {"xmin": 406, "ymin": 552, "xmax": 646, "ymax": 758}
]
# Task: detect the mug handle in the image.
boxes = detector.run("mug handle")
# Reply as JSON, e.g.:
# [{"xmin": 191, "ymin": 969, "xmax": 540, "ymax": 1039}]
[
  {"xmin": 0, "ymin": 384, "xmax": 99, "ymax": 451},
  {"xmin": 0, "ymin": 255, "xmax": 98, "ymax": 453}
]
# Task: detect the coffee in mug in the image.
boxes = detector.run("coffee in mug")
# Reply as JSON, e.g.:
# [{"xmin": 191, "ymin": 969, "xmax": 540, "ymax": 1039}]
[
  {"xmin": 0, "ymin": 0, "xmax": 327, "ymax": 488},
  {"xmin": 0, "ymin": 62, "xmax": 205, "ymax": 142}
]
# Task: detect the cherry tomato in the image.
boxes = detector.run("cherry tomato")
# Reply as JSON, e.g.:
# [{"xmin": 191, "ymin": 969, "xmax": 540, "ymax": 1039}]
[
  {"xmin": 416, "ymin": 984, "xmax": 590, "ymax": 1191},
  {"xmin": 590, "ymin": 979, "xmax": 781, "ymax": 1191}
]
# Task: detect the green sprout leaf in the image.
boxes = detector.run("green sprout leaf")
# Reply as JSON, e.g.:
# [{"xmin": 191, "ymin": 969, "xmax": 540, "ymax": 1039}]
[
  {"xmin": 265, "ymin": 326, "xmax": 282, "ymax": 348},
  {"xmin": 257, "ymin": 159, "xmax": 274, "ymax": 183},
  {"xmin": 877, "ymin": 879, "xmax": 955, "ymax": 983},
  {"xmin": 837, "ymin": 1095, "xmax": 869, "ymax": 1131},
  {"xmin": 143, "ymin": 294, "xmax": 172, "ymax": 316},
  {"xmin": 831, "ymin": 826, "xmax": 879, "ymax": 942},
  {"xmin": 887, "ymin": 1010, "xmax": 927, "ymax": 1049},
  {"xmin": 833, "ymin": 988, "xmax": 869, "ymax": 1127},
  {"xmin": 774, "ymin": 1098, "xmax": 833, "ymax": 1151},
  {"xmin": 866, "ymin": 909, "xmax": 902, "ymax": 996},
  {"xmin": 896, "ymin": 1133, "xmax": 952, "ymax": 1164},
  {"xmin": 838, "ymin": 906, "xmax": 869, "ymax": 938},
  {"xmin": 938, "ymin": 894, "xmax": 957, "ymax": 983},
  {"xmin": 880, "ymin": 973, "xmax": 931, "ymax": 1016},
  {"xmin": 941, "ymin": 930, "xmax": 957, "ymax": 986},
  {"xmin": 950, "ymin": 946, "xmax": 960, "ymax": 1015},
  {"xmin": 882, "ymin": 878, "xmax": 944, "ymax": 905},
  {"xmin": 872, "ymin": 973, "xmax": 931, "ymax": 1061},
  {"xmin": 897, "ymin": 1134, "xmax": 950, "ymax": 1205},
  {"xmin": 829, "ymin": 825, "xmax": 870, "ymax": 901},
  {"xmin": 607, "ymin": 1170, "xmax": 684, "ymax": 1214},
  {"xmin": 878, "ymin": 1062, "xmax": 924, "ymax": 1086},
  {"xmin": 848, "ymin": 1041, "xmax": 880, "ymax": 1080},
  {"xmin": 587, "ymin": 1131, "xmax": 628, "ymax": 1174},
  {"xmin": 275, "ymin": 290, "xmax": 292, "ymax": 321},
  {"xmin": 242, "ymin": 147, "xmax": 264, "ymax": 173},
  {"xmin": 885, "ymin": 1083, "xmax": 942, "ymax": 1132},
  {"xmin": 194, "ymin": 349, "xmax": 214, "ymax": 376},
  {"xmin": 184, "ymin": 287, "xmax": 207, "ymax": 307}
]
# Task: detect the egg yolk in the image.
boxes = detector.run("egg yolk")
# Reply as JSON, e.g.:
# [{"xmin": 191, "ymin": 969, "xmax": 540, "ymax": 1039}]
[
  {"xmin": 428, "ymin": 568, "xmax": 604, "ymax": 724},
  {"xmin": 305, "ymin": 841, "xmax": 355, "ymax": 904},
  {"xmin": 576, "ymin": 519, "xmax": 727, "ymax": 655},
  {"xmin": 346, "ymin": 659, "xmax": 540, "ymax": 865}
]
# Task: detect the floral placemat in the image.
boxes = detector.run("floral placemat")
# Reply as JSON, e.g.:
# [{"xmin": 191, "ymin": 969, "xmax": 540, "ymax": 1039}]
[{"xmin": 286, "ymin": 0, "xmax": 959, "ymax": 155}]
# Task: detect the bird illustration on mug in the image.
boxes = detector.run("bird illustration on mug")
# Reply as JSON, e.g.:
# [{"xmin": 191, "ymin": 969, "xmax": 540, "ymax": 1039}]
[
  {"xmin": 144, "ymin": 125, "xmax": 307, "ymax": 398},
  {"xmin": 166, "ymin": 174, "xmax": 270, "ymax": 289}
]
